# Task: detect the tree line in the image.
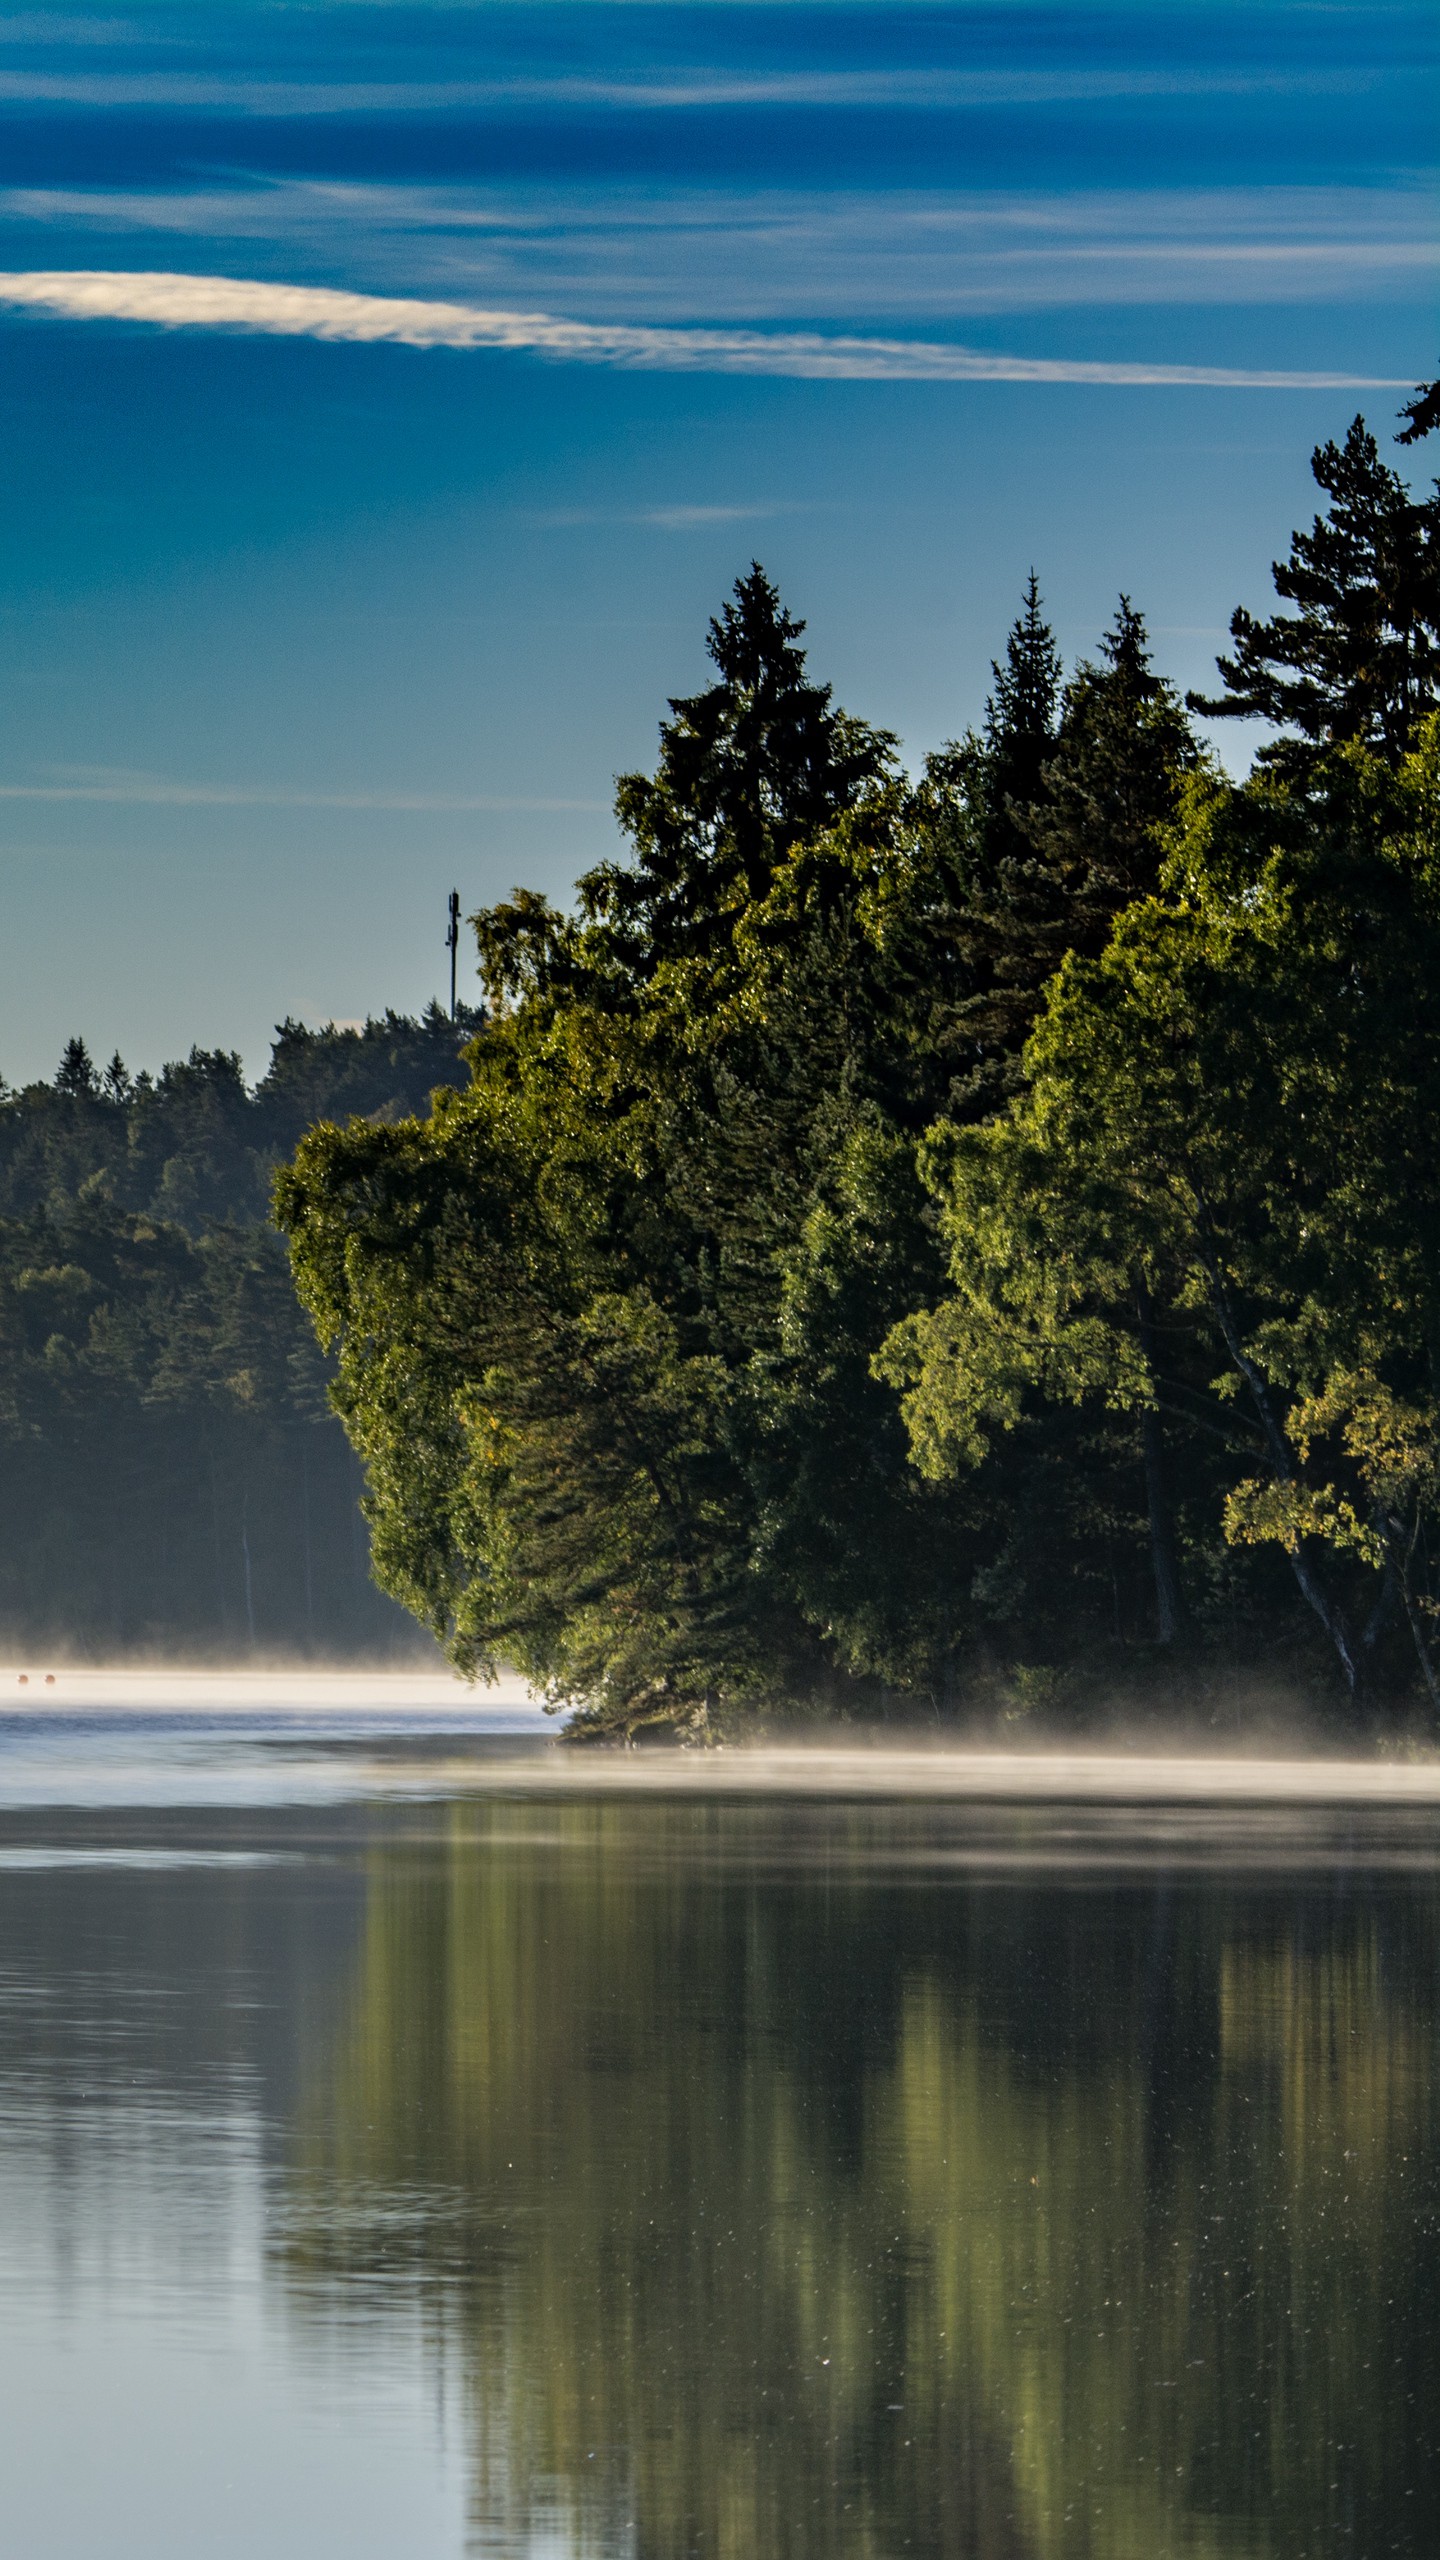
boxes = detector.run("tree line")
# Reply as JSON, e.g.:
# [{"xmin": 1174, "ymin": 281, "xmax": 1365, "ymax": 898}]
[
  {"xmin": 278, "ymin": 380, "xmax": 1440, "ymax": 1735},
  {"xmin": 0, "ymin": 1007, "xmax": 480, "ymax": 1657}
]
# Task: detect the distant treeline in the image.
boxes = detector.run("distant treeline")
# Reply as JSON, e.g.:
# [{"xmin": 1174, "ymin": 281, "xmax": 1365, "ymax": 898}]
[
  {"xmin": 0, "ymin": 1007, "xmax": 481, "ymax": 1658},
  {"xmin": 277, "ymin": 383, "xmax": 1440, "ymax": 1735}
]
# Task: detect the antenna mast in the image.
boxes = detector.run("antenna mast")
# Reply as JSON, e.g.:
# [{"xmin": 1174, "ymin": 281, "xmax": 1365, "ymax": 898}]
[{"xmin": 446, "ymin": 889, "xmax": 461, "ymax": 1022}]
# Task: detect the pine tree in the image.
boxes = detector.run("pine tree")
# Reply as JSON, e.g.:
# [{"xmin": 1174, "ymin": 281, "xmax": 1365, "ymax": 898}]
[
  {"xmin": 1397, "ymin": 373, "xmax": 1440, "ymax": 448},
  {"xmin": 54, "ymin": 1036, "xmax": 98, "ymax": 1099},
  {"xmin": 931, "ymin": 596, "xmax": 1193, "ymax": 1114},
  {"xmin": 984, "ymin": 567, "xmax": 1062, "ymax": 816},
  {"xmin": 580, "ymin": 564, "xmax": 897, "ymax": 982},
  {"xmin": 1189, "ymin": 416, "xmax": 1440, "ymax": 764},
  {"xmin": 1027, "ymin": 597, "xmax": 1193, "ymax": 941}
]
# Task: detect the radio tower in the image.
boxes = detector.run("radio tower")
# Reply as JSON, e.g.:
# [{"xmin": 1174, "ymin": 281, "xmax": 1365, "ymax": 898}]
[{"xmin": 446, "ymin": 889, "xmax": 461, "ymax": 1021}]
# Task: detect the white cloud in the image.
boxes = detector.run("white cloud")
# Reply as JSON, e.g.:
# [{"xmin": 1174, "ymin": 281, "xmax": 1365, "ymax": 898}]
[{"xmin": 0, "ymin": 269, "xmax": 1409, "ymax": 385}]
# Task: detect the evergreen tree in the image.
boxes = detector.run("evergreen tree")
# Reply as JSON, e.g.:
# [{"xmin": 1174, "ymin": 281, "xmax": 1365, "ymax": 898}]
[
  {"xmin": 54, "ymin": 1036, "xmax": 99, "ymax": 1099},
  {"xmin": 0, "ymin": 1005, "xmax": 483, "ymax": 1658},
  {"xmin": 984, "ymin": 566, "xmax": 1063, "ymax": 816},
  {"xmin": 1189, "ymin": 416, "xmax": 1440, "ymax": 764},
  {"xmin": 1026, "ymin": 596, "xmax": 1196, "ymax": 945},
  {"xmin": 282, "ymin": 574, "xmax": 982, "ymax": 1734},
  {"xmin": 281, "ymin": 572, "xmax": 1214, "ymax": 1731},
  {"xmin": 882, "ymin": 731, "xmax": 1440, "ymax": 1709},
  {"xmin": 1397, "ymin": 372, "xmax": 1440, "ymax": 447},
  {"xmin": 926, "ymin": 595, "xmax": 1194, "ymax": 1115},
  {"xmin": 578, "ymin": 562, "xmax": 897, "ymax": 986}
]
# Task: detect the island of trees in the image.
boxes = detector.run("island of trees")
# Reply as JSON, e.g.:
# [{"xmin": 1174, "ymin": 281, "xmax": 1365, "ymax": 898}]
[
  {"xmin": 10, "ymin": 382, "xmax": 1440, "ymax": 1728},
  {"xmin": 272, "ymin": 380, "xmax": 1440, "ymax": 1735}
]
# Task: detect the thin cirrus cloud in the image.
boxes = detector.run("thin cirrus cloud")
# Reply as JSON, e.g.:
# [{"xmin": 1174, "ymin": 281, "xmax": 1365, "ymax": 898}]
[
  {"xmin": 3, "ymin": 181, "xmax": 1430, "ymax": 318},
  {"xmin": 0, "ymin": 65, "xmax": 1385, "ymax": 113},
  {"xmin": 523, "ymin": 501, "xmax": 800, "ymax": 528},
  {"xmin": 0, "ymin": 768, "xmax": 604, "ymax": 810},
  {"xmin": 0, "ymin": 270, "xmax": 1409, "ymax": 384}
]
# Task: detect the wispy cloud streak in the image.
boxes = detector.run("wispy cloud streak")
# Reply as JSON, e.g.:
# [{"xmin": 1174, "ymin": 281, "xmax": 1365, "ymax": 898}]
[
  {"xmin": 0, "ymin": 65, "xmax": 1387, "ymax": 113},
  {"xmin": 0, "ymin": 766, "xmax": 602, "ymax": 810},
  {"xmin": 4, "ymin": 182, "xmax": 1430, "ymax": 319},
  {"xmin": 0, "ymin": 270, "xmax": 1408, "ymax": 385}
]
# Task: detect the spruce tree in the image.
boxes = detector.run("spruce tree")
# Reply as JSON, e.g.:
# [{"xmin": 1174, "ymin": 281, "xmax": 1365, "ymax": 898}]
[
  {"xmin": 54, "ymin": 1036, "xmax": 98, "ymax": 1099},
  {"xmin": 1189, "ymin": 416, "xmax": 1440, "ymax": 764},
  {"xmin": 1026, "ymin": 597, "xmax": 1194, "ymax": 946},
  {"xmin": 1397, "ymin": 373, "xmax": 1440, "ymax": 447},
  {"xmin": 984, "ymin": 567, "xmax": 1063, "ymax": 819},
  {"xmin": 931, "ymin": 595, "xmax": 1193, "ymax": 1114},
  {"xmin": 580, "ymin": 564, "xmax": 896, "ymax": 983}
]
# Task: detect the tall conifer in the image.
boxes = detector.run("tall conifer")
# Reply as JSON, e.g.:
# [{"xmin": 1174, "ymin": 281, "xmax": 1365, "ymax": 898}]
[
  {"xmin": 1397, "ymin": 372, "xmax": 1440, "ymax": 447},
  {"xmin": 930, "ymin": 594, "xmax": 1192, "ymax": 1114},
  {"xmin": 1189, "ymin": 416, "xmax": 1440, "ymax": 763},
  {"xmin": 581, "ymin": 564, "xmax": 895, "ymax": 983}
]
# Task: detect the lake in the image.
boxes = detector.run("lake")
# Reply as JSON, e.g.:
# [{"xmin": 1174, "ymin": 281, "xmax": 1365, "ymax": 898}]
[{"xmin": 1, "ymin": 1687, "xmax": 1436, "ymax": 2557}]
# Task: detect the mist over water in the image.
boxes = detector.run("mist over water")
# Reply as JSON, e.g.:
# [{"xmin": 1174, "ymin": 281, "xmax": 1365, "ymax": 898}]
[
  {"xmin": 2, "ymin": 1687, "xmax": 1439, "ymax": 2556},
  {"xmin": 4, "ymin": 1666, "xmax": 1440, "ymax": 1814},
  {"xmin": 0, "ymin": 1668, "xmax": 549, "ymax": 1809}
]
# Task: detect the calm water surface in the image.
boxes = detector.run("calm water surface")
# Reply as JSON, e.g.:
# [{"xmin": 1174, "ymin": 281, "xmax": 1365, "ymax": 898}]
[{"xmin": 1, "ymin": 1704, "xmax": 1436, "ymax": 2557}]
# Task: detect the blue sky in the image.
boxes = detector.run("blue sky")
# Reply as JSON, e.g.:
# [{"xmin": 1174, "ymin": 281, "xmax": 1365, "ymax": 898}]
[{"xmin": 0, "ymin": 0, "xmax": 1434, "ymax": 1085}]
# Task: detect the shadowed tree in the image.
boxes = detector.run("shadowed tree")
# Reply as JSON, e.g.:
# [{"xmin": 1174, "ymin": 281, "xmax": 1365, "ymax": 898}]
[
  {"xmin": 1189, "ymin": 415, "xmax": 1440, "ymax": 765},
  {"xmin": 924, "ymin": 594, "xmax": 1195, "ymax": 1119},
  {"xmin": 1397, "ymin": 371, "xmax": 1440, "ymax": 448},
  {"xmin": 578, "ymin": 560, "xmax": 897, "ymax": 987}
]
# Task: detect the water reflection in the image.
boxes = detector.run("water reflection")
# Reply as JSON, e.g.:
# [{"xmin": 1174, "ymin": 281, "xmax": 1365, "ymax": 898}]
[{"xmin": 279, "ymin": 1802, "xmax": 1440, "ymax": 2559}]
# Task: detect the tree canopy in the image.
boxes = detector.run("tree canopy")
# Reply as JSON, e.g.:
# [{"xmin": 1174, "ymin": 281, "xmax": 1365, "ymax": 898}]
[
  {"xmin": 18, "ymin": 391, "xmax": 1432, "ymax": 1727},
  {"xmin": 0, "ymin": 1007, "xmax": 479, "ymax": 1657},
  {"xmin": 1186, "ymin": 416, "xmax": 1440, "ymax": 765}
]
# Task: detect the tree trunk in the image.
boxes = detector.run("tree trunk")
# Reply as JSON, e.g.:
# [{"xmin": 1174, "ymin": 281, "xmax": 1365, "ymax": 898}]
[
  {"xmin": 241, "ymin": 1489, "xmax": 256, "ymax": 1650},
  {"xmin": 1140, "ymin": 1407, "xmax": 1183, "ymax": 1646},
  {"xmin": 1192, "ymin": 1219, "xmax": 1360, "ymax": 1696},
  {"xmin": 1136, "ymin": 1283, "xmax": 1184, "ymax": 1646}
]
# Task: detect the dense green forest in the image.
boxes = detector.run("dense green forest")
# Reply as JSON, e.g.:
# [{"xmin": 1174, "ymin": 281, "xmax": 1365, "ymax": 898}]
[
  {"xmin": 278, "ymin": 382, "xmax": 1440, "ymax": 1735},
  {"xmin": 0, "ymin": 1006, "xmax": 480, "ymax": 1656}
]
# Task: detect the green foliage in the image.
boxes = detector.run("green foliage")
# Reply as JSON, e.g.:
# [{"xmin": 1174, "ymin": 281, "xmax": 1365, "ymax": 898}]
[
  {"xmin": 234, "ymin": 391, "xmax": 1440, "ymax": 1725},
  {"xmin": 1188, "ymin": 416, "xmax": 1440, "ymax": 765},
  {"xmin": 0, "ymin": 1007, "xmax": 479, "ymax": 1656},
  {"xmin": 0, "ymin": 1001, "xmax": 483, "ymax": 1231},
  {"xmin": 281, "ymin": 605, "xmax": 949, "ymax": 1729},
  {"xmin": 280, "ymin": 573, "xmax": 1202, "ymax": 1731},
  {"xmin": 884, "ymin": 728, "xmax": 1440, "ymax": 1707},
  {"xmin": 922, "ymin": 593, "xmax": 1197, "ymax": 1116}
]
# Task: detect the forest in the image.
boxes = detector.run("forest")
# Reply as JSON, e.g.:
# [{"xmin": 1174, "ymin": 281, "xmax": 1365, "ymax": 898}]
[
  {"xmin": 0, "ymin": 1006, "xmax": 480, "ymax": 1656},
  {"xmin": 10, "ymin": 384, "xmax": 1439, "ymax": 1720},
  {"xmin": 277, "ymin": 379, "xmax": 1440, "ymax": 1736}
]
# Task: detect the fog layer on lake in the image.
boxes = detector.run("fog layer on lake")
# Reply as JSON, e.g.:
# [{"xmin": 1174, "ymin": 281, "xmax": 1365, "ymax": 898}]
[{"xmin": 0, "ymin": 1696, "xmax": 1436, "ymax": 2556}]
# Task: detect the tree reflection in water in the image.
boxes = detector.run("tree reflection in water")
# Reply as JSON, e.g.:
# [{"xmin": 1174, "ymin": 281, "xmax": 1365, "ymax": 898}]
[{"xmin": 274, "ymin": 1802, "xmax": 1440, "ymax": 2558}]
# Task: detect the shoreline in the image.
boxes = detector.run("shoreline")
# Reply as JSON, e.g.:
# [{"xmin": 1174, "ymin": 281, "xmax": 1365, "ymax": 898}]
[{"xmin": 4, "ymin": 1673, "xmax": 1440, "ymax": 1803}]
